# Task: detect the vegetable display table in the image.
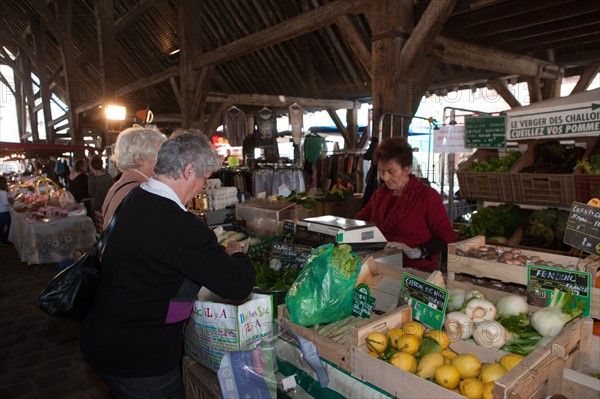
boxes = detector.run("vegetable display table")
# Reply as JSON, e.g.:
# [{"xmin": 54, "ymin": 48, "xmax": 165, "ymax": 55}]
[{"xmin": 7, "ymin": 207, "xmax": 96, "ymax": 265}]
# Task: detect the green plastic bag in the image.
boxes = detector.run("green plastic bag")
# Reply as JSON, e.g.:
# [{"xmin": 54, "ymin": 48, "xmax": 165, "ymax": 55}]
[{"xmin": 285, "ymin": 243, "xmax": 360, "ymax": 327}]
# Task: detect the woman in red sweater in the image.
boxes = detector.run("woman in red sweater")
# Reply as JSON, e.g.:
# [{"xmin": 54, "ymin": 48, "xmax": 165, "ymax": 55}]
[{"xmin": 356, "ymin": 137, "xmax": 455, "ymax": 271}]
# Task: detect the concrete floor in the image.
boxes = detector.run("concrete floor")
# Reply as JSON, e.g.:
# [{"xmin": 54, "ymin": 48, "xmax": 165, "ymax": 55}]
[{"xmin": 0, "ymin": 243, "xmax": 110, "ymax": 399}]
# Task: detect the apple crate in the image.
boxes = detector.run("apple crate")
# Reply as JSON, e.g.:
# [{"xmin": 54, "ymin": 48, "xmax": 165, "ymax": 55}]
[
  {"xmin": 456, "ymin": 149, "xmax": 517, "ymax": 202},
  {"xmin": 447, "ymin": 235, "xmax": 600, "ymax": 319},
  {"xmin": 511, "ymin": 137, "xmax": 598, "ymax": 206},
  {"xmin": 350, "ymin": 305, "xmax": 563, "ymax": 399}
]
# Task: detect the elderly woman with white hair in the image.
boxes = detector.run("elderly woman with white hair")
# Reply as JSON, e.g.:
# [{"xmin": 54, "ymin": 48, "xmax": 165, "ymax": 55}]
[
  {"xmin": 101, "ymin": 125, "xmax": 167, "ymax": 229},
  {"xmin": 80, "ymin": 133, "xmax": 255, "ymax": 399}
]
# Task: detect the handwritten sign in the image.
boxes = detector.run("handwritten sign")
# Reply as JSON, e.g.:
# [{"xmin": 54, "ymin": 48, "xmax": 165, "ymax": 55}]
[
  {"xmin": 527, "ymin": 265, "xmax": 591, "ymax": 317},
  {"xmin": 269, "ymin": 242, "xmax": 312, "ymax": 270},
  {"xmin": 433, "ymin": 125, "xmax": 470, "ymax": 154},
  {"xmin": 399, "ymin": 273, "xmax": 449, "ymax": 330},
  {"xmin": 352, "ymin": 284, "xmax": 376, "ymax": 318},
  {"xmin": 563, "ymin": 202, "xmax": 600, "ymax": 255},
  {"xmin": 282, "ymin": 220, "xmax": 296, "ymax": 240},
  {"xmin": 465, "ymin": 116, "xmax": 506, "ymax": 148}
]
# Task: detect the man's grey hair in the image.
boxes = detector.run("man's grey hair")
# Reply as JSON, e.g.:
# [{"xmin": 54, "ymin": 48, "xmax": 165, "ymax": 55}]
[
  {"xmin": 154, "ymin": 132, "xmax": 221, "ymax": 179},
  {"xmin": 114, "ymin": 125, "xmax": 167, "ymax": 170}
]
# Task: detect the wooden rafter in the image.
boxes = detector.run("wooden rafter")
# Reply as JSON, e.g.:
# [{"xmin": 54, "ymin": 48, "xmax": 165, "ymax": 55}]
[
  {"xmin": 435, "ymin": 36, "xmax": 559, "ymax": 79},
  {"xmin": 56, "ymin": 0, "xmax": 77, "ymax": 142},
  {"xmin": 191, "ymin": 0, "xmax": 370, "ymax": 70},
  {"xmin": 400, "ymin": 0, "xmax": 457, "ymax": 79},
  {"xmin": 571, "ymin": 65, "xmax": 600, "ymax": 94},
  {"xmin": 94, "ymin": 0, "xmax": 118, "ymax": 105},
  {"xmin": 31, "ymin": 16, "xmax": 54, "ymax": 143},
  {"xmin": 336, "ymin": 15, "xmax": 372, "ymax": 78},
  {"xmin": 487, "ymin": 79, "xmax": 521, "ymax": 108}
]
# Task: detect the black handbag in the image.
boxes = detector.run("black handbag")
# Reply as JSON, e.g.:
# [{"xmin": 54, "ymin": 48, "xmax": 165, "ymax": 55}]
[{"xmin": 34, "ymin": 188, "xmax": 131, "ymax": 320}]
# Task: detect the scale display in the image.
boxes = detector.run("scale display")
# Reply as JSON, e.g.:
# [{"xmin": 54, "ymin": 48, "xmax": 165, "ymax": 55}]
[{"xmin": 294, "ymin": 215, "xmax": 387, "ymax": 251}]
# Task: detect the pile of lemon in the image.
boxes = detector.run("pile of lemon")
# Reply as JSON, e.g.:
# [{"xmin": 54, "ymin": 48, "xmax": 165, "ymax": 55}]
[{"xmin": 364, "ymin": 321, "xmax": 525, "ymax": 399}]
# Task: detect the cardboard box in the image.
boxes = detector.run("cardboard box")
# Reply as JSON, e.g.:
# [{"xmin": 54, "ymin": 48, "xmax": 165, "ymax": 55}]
[{"xmin": 184, "ymin": 292, "xmax": 274, "ymax": 372}]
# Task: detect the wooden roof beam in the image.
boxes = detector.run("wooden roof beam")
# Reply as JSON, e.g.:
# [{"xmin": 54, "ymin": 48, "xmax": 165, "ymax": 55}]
[
  {"xmin": 191, "ymin": 0, "xmax": 370, "ymax": 70},
  {"xmin": 206, "ymin": 92, "xmax": 357, "ymax": 110},
  {"xmin": 571, "ymin": 65, "xmax": 600, "ymax": 94},
  {"xmin": 487, "ymin": 78, "xmax": 521, "ymax": 108},
  {"xmin": 400, "ymin": 0, "xmax": 457, "ymax": 79},
  {"xmin": 336, "ymin": 15, "xmax": 372, "ymax": 78},
  {"xmin": 435, "ymin": 36, "xmax": 560, "ymax": 79}
]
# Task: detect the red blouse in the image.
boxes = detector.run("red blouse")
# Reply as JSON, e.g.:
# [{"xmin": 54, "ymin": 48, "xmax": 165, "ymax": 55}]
[{"xmin": 356, "ymin": 175, "xmax": 455, "ymax": 271}]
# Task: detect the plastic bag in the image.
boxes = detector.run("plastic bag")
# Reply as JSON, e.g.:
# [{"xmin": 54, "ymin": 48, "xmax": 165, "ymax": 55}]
[
  {"xmin": 285, "ymin": 243, "xmax": 360, "ymax": 327},
  {"xmin": 58, "ymin": 189, "xmax": 76, "ymax": 209}
]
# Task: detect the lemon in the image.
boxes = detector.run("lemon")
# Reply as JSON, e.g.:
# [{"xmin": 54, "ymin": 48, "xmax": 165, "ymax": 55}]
[
  {"xmin": 424, "ymin": 330, "xmax": 451, "ymax": 350},
  {"xmin": 441, "ymin": 349, "xmax": 458, "ymax": 360},
  {"xmin": 387, "ymin": 327, "xmax": 405, "ymax": 349},
  {"xmin": 480, "ymin": 362, "xmax": 507, "ymax": 384},
  {"xmin": 434, "ymin": 364, "xmax": 461, "ymax": 389},
  {"xmin": 452, "ymin": 353, "xmax": 482, "ymax": 379},
  {"xmin": 460, "ymin": 377, "xmax": 483, "ymax": 399},
  {"xmin": 498, "ymin": 353, "xmax": 524, "ymax": 372},
  {"xmin": 482, "ymin": 381, "xmax": 495, "ymax": 399},
  {"xmin": 368, "ymin": 351, "xmax": 379, "ymax": 357},
  {"xmin": 417, "ymin": 352, "xmax": 445, "ymax": 379},
  {"xmin": 396, "ymin": 334, "xmax": 420, "ymax": 355},
  {"xmin": 444, "ymin": 356, "xmax": 452, "ymax": 365},
  {"xmin": 390, "ymin": 352, "xmax": 417, "ymax": 373},
  {"xmin": 403, "ymin": 321, "xmax": 425, "ymax": 339},
  {"xmin": 365, "ymin": 331, "xmax": 388, "ymax": 354}
]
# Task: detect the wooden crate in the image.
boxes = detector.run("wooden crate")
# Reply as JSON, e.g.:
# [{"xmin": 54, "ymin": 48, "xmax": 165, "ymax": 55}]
[
  {"xmin": 511, "ymin": 137, "xmax": 598, "ymax": 206},
  {"xmin": 350, "ymin": 305, "xmax": 563, "ymax": 399},
  {"xmin": 574, "ymin": 137, "xmax": 600, "ymax": 203},
  {"xmin": 456, "ymin": 149, "xmax": 518, "ymax": 202},
  {"xmin": 182, "ymin": 356, "xmax": 221, "ymax": 399},
  {"xmin": 561, "ymin": 367, "xmax": 600, "ymax": 399},
  {"xmin": 447, "ymin": 236, "xmax": 600, "ymax": 319},
  {"xmin": 508, "ymin": 225, "xmax": 579, "ymax": 257},
  {"xmin": 278, "ymin": 304, "xmax": 355, "ymax": 372}
]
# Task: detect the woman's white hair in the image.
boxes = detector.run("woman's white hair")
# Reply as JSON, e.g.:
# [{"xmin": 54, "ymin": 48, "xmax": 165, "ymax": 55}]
[
  {"xmin": 154, "ymin": 132, "xmax": 221, "ymax": 179},
  {"xmin": 114, "ymin": 125, "xmax": 167, "ymax": 171}
]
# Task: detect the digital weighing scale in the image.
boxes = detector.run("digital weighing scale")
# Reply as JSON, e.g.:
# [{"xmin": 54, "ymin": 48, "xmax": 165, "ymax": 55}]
[{"xmin": 294, "ymin": 215, "xmax": 388, "ymax": 251}]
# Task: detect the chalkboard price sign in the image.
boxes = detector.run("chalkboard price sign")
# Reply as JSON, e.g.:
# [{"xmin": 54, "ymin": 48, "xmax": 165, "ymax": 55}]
[
  {"xmin": 563, "ymin": 202, "xmax": 600, "ymax": 255},
  {"xmin": 269, "ymin": 242, "xmax": 313, "ymax": 270},
  {"xmin": 465, "ymin": 116, "xmax": 507, "ymax": 149},
  {"xmin": 527, "ymin": 264, "xmax": 591, "ymax": 317},
  {"xmin": 399, "ymin": 273, "xmax": 449, "ymax": 330},
  {"xmin": 352, "ymin": 284, "xmax": 376, "ymax": 318},
  {"xmin": 282, "ymin": 220, "xmax": 296, "ymax": 239}
]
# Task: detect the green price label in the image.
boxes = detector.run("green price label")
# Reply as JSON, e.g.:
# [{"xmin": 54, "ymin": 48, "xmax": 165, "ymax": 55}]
[
  {"xmin": 527, "ymin": 265, "xmax": 591, "ymax": 317},
  {"xmin": 352, "ymin": 284, "xmax": 376, "ymax": 318},
  {"xmin": 399, "ymin": 273, "xmax": 449, "ymax": 330}
]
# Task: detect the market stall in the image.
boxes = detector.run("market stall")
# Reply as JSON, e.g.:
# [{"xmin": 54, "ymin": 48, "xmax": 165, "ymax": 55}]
[{"xmin": 8, "ymin": 206, "xmax": 96, "ymax": 265}]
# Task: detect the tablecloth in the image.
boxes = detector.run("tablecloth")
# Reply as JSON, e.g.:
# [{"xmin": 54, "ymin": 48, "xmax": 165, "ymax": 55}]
[{"xmin": 8, "ymin": 207, "xmax": 97, "ymax": 265}]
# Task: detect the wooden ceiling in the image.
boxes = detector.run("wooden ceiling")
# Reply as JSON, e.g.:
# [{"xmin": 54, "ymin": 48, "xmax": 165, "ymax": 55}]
[{"xmin": 0, "ymin": 0, "xmax": 599, "ymax": 144}]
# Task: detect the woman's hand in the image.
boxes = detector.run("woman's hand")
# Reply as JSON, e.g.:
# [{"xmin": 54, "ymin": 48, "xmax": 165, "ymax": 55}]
[
  {"xmin": 386, "ymin": 242, "xmax": 422, "ymax": 259},
  {"xmin": 225, "ymin": 240, "xmax": 242, "ymax": 255}
]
